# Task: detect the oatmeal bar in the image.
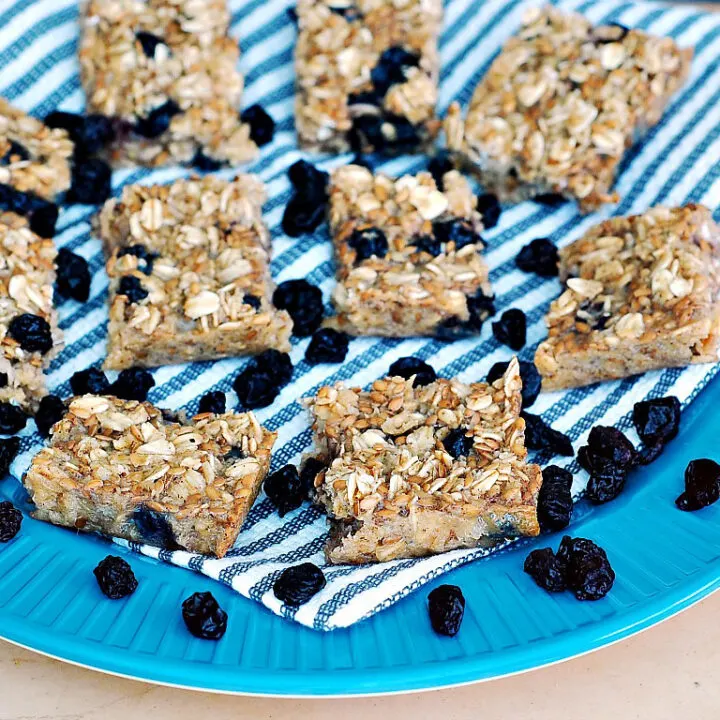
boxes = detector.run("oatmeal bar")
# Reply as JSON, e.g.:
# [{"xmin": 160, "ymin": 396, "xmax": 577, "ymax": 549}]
[
  {"xmin": 307, "ymin": 357, "xmax": 542, "ymax": 564},
  {"xmin": 24, "ymin": 395, "xmax": 276, "ymax": 557},
  {"xmin": 444, "ymin": 6, "xmax": 693, "ymax": 212},
  {"xmin": 535, "ymin": 205, "xmax": 720, "ymax": 390},
  {"xmin": 96, "ymin": 175, "xmax": 293, "ymax": 370},
  {"xmin": 295, "ymin": 0, "xmax": 442, "ymax": 154},
  {"xmin": 79, "ymin": 0, "xmax": 257, "ymax": 167},
  {"xmin": 327, "ymin": 164, "xmax": 493, "ymax": 337},
  {"xmin": 0, "ymin": 214, "xmax": 63, "ymax": 411}
]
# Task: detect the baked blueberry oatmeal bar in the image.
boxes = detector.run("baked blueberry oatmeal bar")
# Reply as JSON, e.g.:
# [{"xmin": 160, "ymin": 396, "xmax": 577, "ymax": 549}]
[
  {"xmin": 306, "ymin": 357, "xmax": 542, "ymax": 563},
  {"xmin": 0, "ymin": 214, "xmax": 63, "ymax": 411},
  {"xmin": 444, "ymin": 6, "xmax": 693, "ymax": 212},
  {"xmin": 79, "ymin": 0, "xmax": 258, "ymax": 167},
  {"xmin": 535, "ymin": 205, "xmax": 720, "ymax": 390},
  {"xmin": 294, "ymin": 0, "xmax": 442, "ymax": 154},
  {"xmin": 24, "ymin": 395, "xmax": 276, "ymax": 557},
  {"xmin": 95, "ymin": 175, "xmax": 293, "ymax": 370},
  {"xmin": 327, "ymin": 164, "xmax": 493, "ymax": 337}
]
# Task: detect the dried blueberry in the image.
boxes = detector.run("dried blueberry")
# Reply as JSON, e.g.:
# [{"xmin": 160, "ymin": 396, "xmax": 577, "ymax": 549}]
[
  {"xmin": 117, "ymin": 275, "xmax": 148, "ymax": 304},
  {"xmin": 476, "ymin": 193, "xmax": 501, "ymax": 229},
  {"xmin": 136, "ymin": 31, "xmax": 166, "ymax": 59},
  {"xmin": 410, "ymin": 234, "xmax": 442, "ymax": 257},
  {"xmin": 676, "ymin": 459, "xmax": 720, "ymax": 511},
  {"xmin": 428, "ymin": 152, "xmax": 454, "ymax": 190},
  {"xmin": 467, "ymin": 290, "xmax": 496, "ymax": 329},
  {"xmin": 132, "ymin": 506, "xmax": 179, "ymax": 548},
  {"xmin": 117, "ymin": 244, "xmax": 157, "ymax": 275},
  {"xmin": 533, "ymin": 193, "xmax": 567, "ymax": 207},
  {"xmin": 110, "ymin": 367, "xmax": 155, "ymax": 402},
  {"xmin": 198, "ymin": 391, "xmax": 226, "ymax": 415},
  {"xmin": 224, "ymin": 447, "xmax": 245, "ymax": 462},
  {"xmin": 557, "ymin": 536, "xmax": 615, "ymax": 601},
  {"xmin": 0, "ymin": 183, "xmax": 47, "ymax": 217},
  {"xmin": 272, "ymin": 279, "xmax": 324, "ymax": 337},
  {"xmin": 35, "ymin": 394, "xmax": 65, "ymax": 437},
  {"xmin": 28, "ymin": 203, "xmax": 59, "ymax": 239},
  {"xmin": 442, "ymin": 428, "xmax": 474, "ymax": 458},
  {"xmin": 633, "ymin": 396, "xmax": 680, "ymax": 447},
  {"xmin": 305, "ymin": 328, "xmax": 349, "ymax": 364},
  {"xmin": 241, "ymin": 104, "xmax": 275, "ymax": 147},
  {"xmin": 0, "ymin": 501, "xmax": 22, "ymax": 542},
  {"xmin": 348, "ymin": 227, "xmax": 388, "ymax": 263},
  {"xmin": 233, "ymin": 350, "xmax": 293, "ymax": 409},
  {"xmin": 243, "ymin": 293, "xmax": 262, "ymax": 310},
  {"xmin": 264, "ymin": 464, "xmax": 304, "ymax": 517},
  {"xmin": 487, "ymin": 360, "xmax": 541, "ymax": 408},
  {"xmin": 516, "ymin": 238, "xmax": 559, "ymax": 277},
  {"xmin": 45, "ymin": 111, "xmax": 84, "ymax": 137},
  {"xmin": 0, "ymin": 437, "xmax": 19, "ymax": 477},
  {"xmin": 492, "ymin": 308, "xmax": 526, "ymax": 350},
  {"xmin": 0, "ymin": 403, "xmax": 27, "ymax": 435},
  {"xmin": 586, "ymin": 466, "xmax": 628, "ymax": 504},
  {"xmin": 1, "ymin": 140, "xmax": 29, "ymax": 164},
  {"xmin": 55, "ymin": 247, "xmax": 91, "ymax": 302},
  {"xmin": 135, "ymin": 99, "xmax": 181, "ymax": 138},
  {"xmin": 522, "ymin": 412, "xmax": 573, "ymax": 457},
  {"xmin": 273, "ymin": 563, "xmax": 326, "ymax": 607},
  {"xmin": 388, "ymin": 356, "xmax": 437, "ymax": 386},
  {"xmin": 282, "ymin": 161, "xmax": 329, "ymax": 237},
  {"xmin": 299, "ymin": 457, "xmax": 326, "ymax": 497},
  {"xmin": 182, "ymin": 591, "xmax": 228, "ymax": 639},
  {"xmin": 8, "ymin": 313, "xmax": 53, "ymax": 354},
  {"xmin": 0, "ymin": 373, "xmax": 6, "ymax": 388},
  {"xmin": 348, "ymin": 115, "xmax": 385, "ymax": 153},
  {"xmin": 93, "ymin": 555, "xmax": 138, "ymax": 599},
  {"xmin": 383, "ymin": 116, "xmax": 420, "ymax": 151},
  {"xmin": 190, "ymin": 149, "xmax": 223, "ymax": 172},
  {"xmin": 370, "ymin": 46, "xmax": 420, "ymax": 96},
  {"xmin": 537, "ymin": 464, "xmax": 574, "ymax": 532},
  {"xmin": 288, "ymin": 159, "xmax": 329, "ymax": 195},
  {"xmin": 432, "ymin": 219, "xmax": 482, "ymax": 251},
  {"xmin": 524, "ymin": 548, "xmax": 567, "ymax": 592},
  {"xmin": 427, "ymin": 584, "xmax": 465, "ymax": 636},
  {"xmin": 46, "ymin": 111, "xmax": 115, "ymax": 155},
  {"xmin": 578, "ymin": 426, "xmax": 637, "ymax": 476},
  {"xmin": 67, "ymin": 157, "xmax": 112, "ymax": 204},
  {"xmin": 70, "ymin": 366, "xmax": 111, "ymax": 396}
]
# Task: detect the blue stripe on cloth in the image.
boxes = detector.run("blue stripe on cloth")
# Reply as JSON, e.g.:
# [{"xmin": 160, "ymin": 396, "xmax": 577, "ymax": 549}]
[{"xmin": 3, "ymin": 0, "xmax": 720, "ymax": 630}]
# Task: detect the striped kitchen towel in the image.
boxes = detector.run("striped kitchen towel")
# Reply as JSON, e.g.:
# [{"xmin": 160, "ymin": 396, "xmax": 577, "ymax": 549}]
[{"xmin": 1, "ymin": 0, "xmax": 720, "ymax": 631}]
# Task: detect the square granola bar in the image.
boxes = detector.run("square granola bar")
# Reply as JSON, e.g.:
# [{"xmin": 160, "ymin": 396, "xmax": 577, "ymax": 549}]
[
  {"xmin": 0, "ymin": 214, "xmax": 63, "ymax": 411},
  {"xmin": 535, "ymin": 204, "xmax": 720, "ymax": 390},
  {"xmin": 444, "ymin": 6, "xmax": 693, "ymax": 212},
  {"xmin": 24, "ymin": 395, "xmax": 276, "ymax": 558},
  {"xmin": 307, "ymin": 357, "xmax": 542, "ymax": 564},
  {"xmin": 79, "ymin": 0, "xmax": 258, "ymax": 167},
  {"xmin": 327, "ymin": 164, "xmax": 493, "ymax": 337},
  {"xmin": 295, "ymin": 0, "xmax": 442, "ymax": 154},
  {"xmin": 95, "ymin": 175, "xmax": 293, "ymax": 370}
]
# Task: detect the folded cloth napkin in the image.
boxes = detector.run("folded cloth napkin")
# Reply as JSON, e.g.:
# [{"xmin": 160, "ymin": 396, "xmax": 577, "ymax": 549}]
[{"xmin": 3, "ymin": 0, "xmax": 720, "ymax": 631}]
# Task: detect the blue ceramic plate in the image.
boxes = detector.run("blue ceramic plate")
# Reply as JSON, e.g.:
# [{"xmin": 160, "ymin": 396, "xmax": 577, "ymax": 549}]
[{"xmin": 0, "ymin": 375, "xmax": 718, "ymax": 696}]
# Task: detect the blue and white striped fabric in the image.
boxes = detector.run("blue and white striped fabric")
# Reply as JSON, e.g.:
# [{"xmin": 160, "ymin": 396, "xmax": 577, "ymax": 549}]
[{"xmin": 2, "ymin": 0, "xmax": 720, "ymax": 631}]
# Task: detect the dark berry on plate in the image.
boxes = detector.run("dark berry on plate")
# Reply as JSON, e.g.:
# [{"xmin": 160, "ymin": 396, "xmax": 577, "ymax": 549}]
[
  {"xmin": 476, "ymin": 193, "xmax": 501, "ymax": 229},
  {"xmin": 8, "ymin": 313, "xmax": 53, "ymax": 354},
  {"xmin": 557, "ymin": 536, "xmax": 615, "ymax": 601},
  {"xmin": 135, "ymin": 99, "xmax": 181, "ymax": 138},
  {"xmin": 586, "ymin": 466, "xmax": 629, "ymax": 505},
  {"xmin": 288, "ymin": 159, "xmax": 329, "ymax": 195},
  {"xmin": 190, "ymin": 149, "xmax": 223, "ymax": 172},
  {"xmin": 118, "ymin": 275, "xmax": 149, "ymax": 304},
  {"xmin": 676, "ymin": 458, "xmax": 720, "ymax": 511},
  {"xmin": 182, "ymin": 591, "xmax": 228, "ymax": 639},
  {"xmin": 282, "ymin": 160, "xmax": 329, "ymax": 237},
  {"xmin": 0, "ymin": 501, "xmax": 22, "ymax": 542},
  {"xmin": 578, "ymin": 426, "xmax": 637, "ymax": 475},
  {"xmin": 632, "ymin": 396, "xmax": 681, "ymax": 447},
  {"xmin": 410, "ymin": 234, "xmax": 442, "ymax": 257},
  {"xmin": 432, "ymin": 219, "xmax": 482, "ymax": 251},
  {"xmin": 492, "ymin": 308, "xmax": 526, "ymax": 350},
  {"xmin": 93, "ymin": 555, "xmax": 138, "ymax": 599},
  {"xmin": 537, "ymin": 464, "xmax": 573, "ymax": 532},
  {"xmin": 0, "ymin": 183, "xmax": 48, "ymax": 216},
  {"xmin": 428, "ymin": 151, "xmax": 454, "ymax": 190},
  {"xmin": 0, "ymin": 437, "xmax": 19, "ymax": 477},
  {"xmin": 273, "ymin": 562, "xmax": 326, "ymax": 607},
  {"xmin": 241, "ymin": 104, "xmax": 275, "ymax": 147},
  {"xmin": 258, "ymin": 349, "xmax": 294, "ymax": 386},
  {"xmin": 442, "ymin": 428, "xmax": 474, "ymax": 458},
  {"xmin": 35, "ymin": 394, "xmax": 66, "ymax": 437},
  {"xmin": 348, "ymin": 227, "xmax": 388, "ymax": 263},
  {"xmin": 0, "ymin": 372, "xmax": 6, "ymax": 387},
  {"xmin": 533, "ymin": 193, "xmax": 567, "ymax": 207},
  {"xmin": 233, "ymin": 350, "xmax": 293, "ymax": 409},
  {"xmin": 135, "ymin": 31, "xmax": 167, "ymax": 59},
  {"xmin": 516, "ymin": 238, "xmax": 559, "ymax": 277},
  {"xmin": 388, "ymin": 356, "xmax": 437, "ymax": 386},
  {"xmin": 487, "ymin": 360, "xmax": 541, "ymax": 408},
  {"xmin": 299, "ymin": 457, "xmax": 326, "ymax": 497},
  {"xmin": 28, "ymin": 203, "xmax": 59, "ymax": 239},
  {"xmin": 132, "ymin": 506, "xmax": 179, "ymax": 548},
  {"xmin": 272, "ymin": 279, "xmax": 324, "ymax": 337},
  {"xmin": 637, "ymin": 441, "xmax": 665, "ymax": 466},
  {"xmin": 305, "ymin": 328, "xmax": 349, "ymax": 364},
  {"xmin": 522, "ymin": 412, "xmax": 573, "ymax": 457},
  {"xmin": 117, "ymin": 244, "xmax": 157, "ymax": 275},
  {"xmin": 55, "ymin": 247, "xmax": 91, "ymax": 302},
  {"xmin": 67, "ymin": 157, "xmax": 112, "ymax": 204},
  {"xmin": 0, "ymin": 403, "xmax": 27, "ymax": 435},
  {"xmin": 70, "ymin": 366, "xmax": 111, "ymax": 396},
  {"xmin": 524, "ymin": 548, "xmax": 566, "ymax": 592},
  {"xmin": 370, "ymin": 46, "xmax": 420, "ymax": 96},
  {"xmin": 264, "ymin": 464, "xmax": 304, "ymax": 516},
  {"xmin": 110, "ymin": 367, "xmax": 155, "ymax": 402},
  {"xmin": 427, "ymin": 584, "xmax": 465, "ymax": 636},
  {"xmin": 198, "ymin": 391, "xmax": 226, "ymax": 415},
  {"xmin": 1, "ymin": 140, "xmax": 29, "ymax": 164},
  {"xmin": 243, "ymin": 293, "xmax": 262, "ymax": 310},
  {"xmin": 593, "ymin": 22, "xmax": 629, "ymax": 43}
]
